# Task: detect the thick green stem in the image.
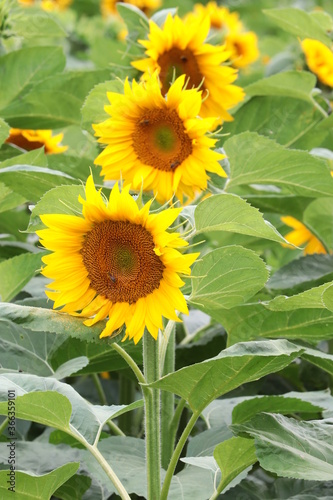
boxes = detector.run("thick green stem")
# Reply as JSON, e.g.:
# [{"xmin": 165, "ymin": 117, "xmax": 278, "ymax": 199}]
[
  {"xmin": 118, "ymin": 374, "xmax": 136, "ymax": 435},
  {"xmin": 160, "ymin": 410, "xmax": 201, "ymax": 500},
  {"xmin": 160, "ymin": 324, "xmax": 175, "ymax": 469},
  {"xmin": 143, "ymin": 332, "xmax": 161, "ymax": 500}
]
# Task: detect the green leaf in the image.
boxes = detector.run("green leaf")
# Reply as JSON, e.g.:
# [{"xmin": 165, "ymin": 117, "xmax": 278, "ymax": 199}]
[
  {"xmin": 0, "ymin": 147, "xmax": 47, "ymax": 169},
  {"xmin": 0, "ymin": 463, "xmax": 79, "ymax": 500},
  {"xmin": 0, "ymin": 182, "xmax": 26, "ymax": 214},
  {"xmin": 0, "ymin": 374, "xmax": 132, "ymax": 445},
  {"xmin": 233, "ymin": 413, "xmax": 333, "ymax": 480},
  {"xmin": 224, "ymin": 132, "xmax": 333, "ymax": 197},
  {"xmin": 303, "ymin": 198, "xmax": 333, "ymax": 251},
  {"xmin": 0, "ymin": 165, "xmax": 76, "ymax": 202},
  {"xmin": 0, "ymin": 46, "xmax": 66, "ymax": 111},
  {"xmin": 0, "ymin": 391, "xmax": 72, "ymax": 431},
  {"xmin": 214, "ymin": 437, "xmax": 257, "ymax": 494},
  {"xmin": 195, "ymin": 193, "xmax": 286, "ymax": 243},
  {"xmin": 0, "ymin": 302, "xmax": 109, "ymax": 344},
  {"xmin": 302, "ymin": 346, "xmax": 333, "ymax": 377},
  {"xmin": 117, "ymin": 3, "xmax": 149, "ymax": 39},
  {"xmin": 10, "ymin": 9, "xmax": 67, "ymax": 39},
  {"xmin": 190, "ymin": 246, "xmax": 269, "ymax": 309},
  {"xmin": 0, "ymin": 319, "xmax": 66, "ymax": 376},
  {"xmin": 81, "ymin": 80, "xmax": 124, "ymax": 133},
  {"xmin": 213, "ymin": 305, "xmax": 333, "ymax": 345},
  {"xmin": 310, "ymin": 11, "xmax": 333, "ymax": 32},
  {"xmin": 1, "ymin": 70, "xmax": 110, "ymax": 129},
  {"xmin": 0, "ymin": 252, "xmax": 44, "ymax": 301},
  {"xmin": 222, "ymin": 96, "xmax": 325, "ymax": 150},
  {"xmin": 263, "ymin": 8, "xmax": 332, "ymax": 46},
  {"xmin": 0, "ymin": 118, "xmax": 9, "ymax": 148},
  {"xmin": 245, "ymin": 71, "xmax": 316, "ymax": 103},
  {"xmin": 26, "ymin": 184, "xmax": 85, "ymax": 233},
  {"xmin": 267, "ymin": 254, "xmax": 333, "ymax": 294},
  {"xmin": 149, "ymin": 340, "xmax": 303, "ymax": 412},
  {"xmin": 263, "ymin": 281, "xmax": 333, "ymax": 311},
  {"xmin": 232, "ymin": 395, "xmax": 325, "ymax": 425},
  {"xmin": 54, "ymin": 474, "xmax": 92, "ymax": 500}
]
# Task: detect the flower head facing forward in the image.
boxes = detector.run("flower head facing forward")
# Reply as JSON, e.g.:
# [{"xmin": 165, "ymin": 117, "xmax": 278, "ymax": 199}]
[
  {"xmin": 281, "ymin": 216, "xmax": 326, "ymax": 255},
  {"xmin": 6, "ymin": 129, "xmax": 67, "ymax": 154},
  {"xmin": 132, "ymin": 14, "xmax": 244, "ymax": 122},
  {"xmin": 37, "ymin": 175, "xmax": 199, "ymax": 344},
  {"xmin": 301, "ymin": 39, "xmax": 333, "ymax": 88},
  {"xmin": 93, "ymin": 72, "xmax": 226, "ymax": 203}
]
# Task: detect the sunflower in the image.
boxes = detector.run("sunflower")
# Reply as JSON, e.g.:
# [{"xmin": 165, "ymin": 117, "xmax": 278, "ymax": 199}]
[
  {"xmin": 301, "ymin": 39, "xmax": 333, "ymax": 88},
  {"xmin": 281, "ymin": 216, "xmax": 326, "ymax": 255},
  {"xmin": 225, "ymin": 31, "xmax": 259, "ymax": 69},
  {"xmin": 37, "ymin": 175, "xmax": 199, "ymax": 344},
  {"xmin": 101, "ymin": 0, "xmax": 161, "ymax": 17},
  {"xmin": 5, "ymin": 129, "xmax": 67, "ymax": 154},
  {"xmin": 191, "ymin": 1, "xmax": 243, "ymax": 33},
  {"xmin": 132, "ymin": 14, "xmax": 244, "ymax": 122},
  {"xmin": 41, "ymin": 0, "xmax": 72, "ymax": 11},
  {"xmin": 93, "ymin": 72, "xmax": 226, "ymax": 203}
]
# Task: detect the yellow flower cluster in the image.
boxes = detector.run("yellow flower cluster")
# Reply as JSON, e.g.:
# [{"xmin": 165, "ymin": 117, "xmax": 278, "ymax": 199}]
[
  {"xmin": 37, "ymin": 2, "xmax": 253, "ymax": 343},
  {"xmin": 18, "ymin": 0, "xmax": 72, "ymax": 10},
  {"xmin": 189, "ymin": 1, "xmax": 259, "ymax": 69}
]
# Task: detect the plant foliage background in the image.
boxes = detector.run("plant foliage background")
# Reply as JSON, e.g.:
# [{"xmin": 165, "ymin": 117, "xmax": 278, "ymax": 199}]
[{"xmin": 1, "ymin": 0, "xmax": 333, "ymax": 499}]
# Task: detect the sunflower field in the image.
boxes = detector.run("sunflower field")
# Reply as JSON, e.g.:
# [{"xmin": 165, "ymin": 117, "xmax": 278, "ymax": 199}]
[{"xmin": 1, "ymin": 0, "xmax": 333, "ymax": 498}]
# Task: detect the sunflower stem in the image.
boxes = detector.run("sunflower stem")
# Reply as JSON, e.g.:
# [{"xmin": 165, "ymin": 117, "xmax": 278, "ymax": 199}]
[
  {"xmin": 160, "ymin": 410, "xmax": 201, "ymax": 500},
  {"xmin": 143, "ymin": 331, "xmax": 161, "ymax": 500},
  {"xmin": 112, "ymin": 342, "xmax": 146, "ymax": 385},
  {"xmin": 118, "ymin": 374, "xmax": 136, "ymax": 435},
  {"xmin": 84, "ymin": 440, "xmax": 131, "ymax": 500},
  {"xmin": 160, "ymin": 323, "xmax": 175, "ymax": 469},
  {"xmin": 91, "ymin": 373, "xmax": 108, "ymax": 406}
]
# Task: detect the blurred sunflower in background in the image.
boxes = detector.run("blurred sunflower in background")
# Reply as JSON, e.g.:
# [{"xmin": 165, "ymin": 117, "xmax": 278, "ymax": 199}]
[
  {"xmin": 132, "ymin": 13, "xmax": 244, "ymax": 122},
  {"xmin": 281, "ymin": 216, "xmax": 327, "ymax": 255},
  {"xmin": 101, "ymin": 0, "xmax": 161, "ymax": 17},
  {"xmin": 93, "ymin": 72, "xmax": 226, "ymax": 203},
  {"xmin": 18, "ymin": 0, "xmax": 73, "ymax": 10},
  {"xmin": 6, "ymin": 129, "xmax": 67, "ymax": 154},
  {"xmin": 189, "ymin": 1, "xmax": 259, "ymax": 69},
  {"xmin": 301, "ymin": 39, "xmax": 333, "ymax": 88},
  {"xmin": 37, "ymin": 175, "xmax": 199, "ymax": 344}
]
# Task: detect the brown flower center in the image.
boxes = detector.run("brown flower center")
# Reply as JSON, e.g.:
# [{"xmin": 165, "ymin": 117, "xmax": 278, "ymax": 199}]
[
  {"xmin": 132, "ymin": 108, "xmax": 192, "ymax": 172},
  {"xmin": 81, "ymin": 220, "xmax": 164, "ymax": 303},
  {"xmin": 6, "ymin": 133, "xmax": 48, "ymax": 153},
  {"xmin": 157, "ymin": 47, "xmax": 204, "ymax": 95}
]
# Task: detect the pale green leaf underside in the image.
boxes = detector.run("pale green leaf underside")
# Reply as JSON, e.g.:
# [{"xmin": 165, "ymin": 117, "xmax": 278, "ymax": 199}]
[{"xmin": 233, "ymin": 413, "xmax": 333, "ymax": 480}]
